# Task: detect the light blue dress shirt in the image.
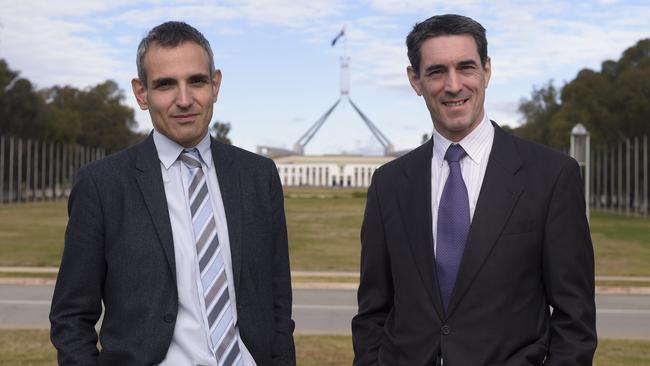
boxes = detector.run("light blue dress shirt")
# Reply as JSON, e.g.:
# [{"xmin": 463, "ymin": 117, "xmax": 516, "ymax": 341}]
[{"xmin": 153, "ymin": 130, "xmax": 256, "ymax": 365}]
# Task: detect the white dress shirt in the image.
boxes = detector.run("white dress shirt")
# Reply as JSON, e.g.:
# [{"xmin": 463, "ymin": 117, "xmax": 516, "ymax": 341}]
[
  {"xmin": 431, "ymin": 113, "xmax": 495, "ymax": 255},
  {"xmin": 153, "ymin": 130, "xmax": 256, "ymax": 365}
]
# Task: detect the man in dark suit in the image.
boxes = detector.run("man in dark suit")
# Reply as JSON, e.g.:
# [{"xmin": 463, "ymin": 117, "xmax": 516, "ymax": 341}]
[
  {"xmin": 352, "ymin": 14, "xmax": 596, "ymax": 365},
  {"xmin": 50, "ymin": 21, "xmax": 295, "ymax": 365}
]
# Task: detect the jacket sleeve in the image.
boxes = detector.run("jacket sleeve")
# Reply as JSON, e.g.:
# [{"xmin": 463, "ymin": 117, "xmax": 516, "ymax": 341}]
[
  {"xmin": 269, "ymin": 163, "xmax": 297, "ymax": 365},
  {"xmin": 542, "ymin": 159, "xmax": 597, "ymax": 365},
  {"xmin": 351, "ymin": 173, "xmax": 394, "ymax": 365},
  {"xmin": 49, "ymin": 166, "xmax": 105, "ymax": 364}
]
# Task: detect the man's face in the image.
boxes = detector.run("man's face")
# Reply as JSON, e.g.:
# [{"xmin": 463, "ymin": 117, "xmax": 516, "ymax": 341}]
[
  {"xmin": 132, "ymin": 41, "xmax": 221, "ymax": 148},
  {"xmin": 407, "ymin": 35, "xmax": 491, "ymax": 142}
]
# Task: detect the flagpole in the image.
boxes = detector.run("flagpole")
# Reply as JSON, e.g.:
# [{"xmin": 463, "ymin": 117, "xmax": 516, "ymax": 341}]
[
  {"xmin": 340, "ymin": 25, "xmax": 349, "ymax": 98},
  {"xmin": 343, "ymin": 24, "xmax": 348, "ymax": 61}
]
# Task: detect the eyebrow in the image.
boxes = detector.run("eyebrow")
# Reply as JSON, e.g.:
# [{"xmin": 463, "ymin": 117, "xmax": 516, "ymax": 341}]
[
  {"xmin": 458, "ymin": 59, "xmax": 479, "ymax": 68},
  {"xmin": 150, "ymin": 73, "xmax": 211, "ymax": 89},
  {"xmin": 422, "ymin": 59, "xmax": 479, "ymax": 74},
  {"xmin": 188, "ymin": 73, "xmax": 210, "ymax": 83},
  {"xmin": 151, "ymin": 77, "xmax": 176, "ymax": 89}
]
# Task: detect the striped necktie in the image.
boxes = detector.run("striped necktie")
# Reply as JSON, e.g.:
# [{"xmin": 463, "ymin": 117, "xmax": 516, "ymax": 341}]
[{"xmin": 180, "ymin": 149, "xmax": 241, "ymax": 366}]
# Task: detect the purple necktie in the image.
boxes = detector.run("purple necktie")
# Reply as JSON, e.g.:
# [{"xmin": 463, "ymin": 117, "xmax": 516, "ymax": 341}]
[{"xmin": 436, "ymin": 144, "xmax": 470, "ymax": 312}]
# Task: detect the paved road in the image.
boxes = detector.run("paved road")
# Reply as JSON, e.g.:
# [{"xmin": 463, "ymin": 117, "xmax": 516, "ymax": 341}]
[{"xmin": 2, "ymin": 284, "xmax": 649, "ymax": 339}]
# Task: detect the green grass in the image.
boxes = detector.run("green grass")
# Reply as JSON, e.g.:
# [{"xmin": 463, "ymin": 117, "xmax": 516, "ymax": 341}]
[
  {"xmin": 0, "ymin": 330, "xmax": 647, "ymax": 365},
  {"xmin": 0, "ymin": 193, "xmax": 649, "ymax": 277},
  {"xmin": 0, "ymin": 330, "xmax": 56, "ymax": 365},
  {"xmin": 0, "ymin": 202, "xmax": 66, "ymax": 267},
  {"xmin": 295, "ymin": 335, "xmax": 354, "ymax": 366},
  {"xmin": 590, "ymin": 211, "xmax": 650, "ymax": 276},
  {"xmin": 596, "ymin": 339, "xmax": 650, "ymax": 366},
  {"xmin": 285, "ymin": 188, "xmax": 365, "ymax": 271}
]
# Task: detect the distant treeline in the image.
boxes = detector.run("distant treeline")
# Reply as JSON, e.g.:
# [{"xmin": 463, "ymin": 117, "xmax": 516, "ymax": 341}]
[
  {"xmin": 3, "ymin": 38, "xmax": 649, "ymax": 155},
  {"xmin": 510, "ymin": 39, "xmax": 650, "ymax": 149},
  {"xmin": 0, "ymin": 59, "xmax": 143, "ymax": 154},
  {"xmin": 0, "ymin": 59, "xmax": 234, "ymax": 153}
]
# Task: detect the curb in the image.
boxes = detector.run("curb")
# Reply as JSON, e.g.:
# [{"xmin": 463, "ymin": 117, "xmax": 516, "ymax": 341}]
[
  {"xmin": 2, "ymin": 269, "xmax": 649, "ymax": 294},
  {"xmin": 595, "ymin": 286, "xmax": 650, "ymax": 295},
  {"xmin": 293, "ymin": 282, "xmax": 358, "ymax": 290},
  {"xmin": 0, "ymin": 278, "xmax": 56, "ymax": 285},
  {"xmin": 3, "ymin": 277, "xmax": 649, "ymax": 295}
]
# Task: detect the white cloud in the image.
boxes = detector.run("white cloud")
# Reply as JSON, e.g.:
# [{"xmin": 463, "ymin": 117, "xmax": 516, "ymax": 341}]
[
  {"xmin": 1, "ymin": 0, "xmax": 648, "ymax": 151},
  {"xmin": 105, "ymin": 4, "xmax": 241, "ymax": 30},
  {"xmin": 0, "ymin": 15, "xmax": 123, "ymax": 88},
  {"xmin": 356, "ymin": 16, "xmax": 399, "ymax": 31},
  {"xmin": 366, "ymin": 0, "xmax": 483, "ymax": 14},
  {"xmin": 234, "ymin": 0, "xmax": 348, "ymax": 27},
  {"xmin": 0, "ymin": 0, "xmax": 132, "ymax": 18}
]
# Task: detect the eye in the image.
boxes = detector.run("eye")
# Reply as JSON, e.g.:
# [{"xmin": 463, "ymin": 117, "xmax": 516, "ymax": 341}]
[
  {"xmin": 189, "ymin": 76, "xmax": 210, "ymax": 86},
  {"xmin": 427, "ymin": 69, "xmax": 444, "ymax": 77},
  {"xmin": 459, "ymin": 64, "xmax": 477, "ymax": 73},
  {"xmin": 153, "ymin": 80, "xmax": 175, "ymax": 90}
]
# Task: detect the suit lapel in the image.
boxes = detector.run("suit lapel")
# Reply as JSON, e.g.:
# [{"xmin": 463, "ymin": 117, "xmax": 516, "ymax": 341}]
[
  {"xmin": 211, "ymin": 139, "xmax": 243, "ymax": 294},
  {"xmin": 135, "ymin": 134, "xmax": 176, "ymax": 279},
  {"xmin": 446, "ymin": 124, "xmax": 525, "ymax": 316},
  {"xmin": 398, "ymin": 139, "xmax": 445, "ymax": 320}
]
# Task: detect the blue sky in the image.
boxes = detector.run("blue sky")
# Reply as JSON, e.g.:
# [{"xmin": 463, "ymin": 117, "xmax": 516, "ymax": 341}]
[{"xmin": 1, "ymin": 0, "xmax": 648, "ymax": 155}]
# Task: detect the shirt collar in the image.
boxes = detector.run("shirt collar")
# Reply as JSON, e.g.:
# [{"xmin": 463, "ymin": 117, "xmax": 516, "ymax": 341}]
[
  {"xmin": 431, "ymin": 113, "xmax": 493, "ymax": 166},
  {"xmin": 153, "ymin": 130, "xmax": 213, "ymax": 169}
]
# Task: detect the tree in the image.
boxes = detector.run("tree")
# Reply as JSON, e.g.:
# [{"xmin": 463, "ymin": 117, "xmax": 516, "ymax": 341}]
[
  {"xmin": 210, "ymin": 121, "xmax": 232, "ymax": 145},
  {"xmin": 552, "ymin": 69, "xmax": 619, "ymax": 148},
  {"xmin": 42, "ymin": 85, "xmax": 83, "ymax": 143},
  {"xmin": 44, "ymin": 80, "xmax": 140, "ymax": 153},
  {"xmin": 513, "ymin": 81, "xmax": 561, "ymax": 147},
  {"xmin": 515, "ymin": 38, "xmax": 650, "ymax": 148},
  {"xmin": 0, "ymin": 60, "xmax": 47, "ymax": 138},
  {"xmin": 1, "ymin": 58, "xmax": 141, "ymax": 153}
]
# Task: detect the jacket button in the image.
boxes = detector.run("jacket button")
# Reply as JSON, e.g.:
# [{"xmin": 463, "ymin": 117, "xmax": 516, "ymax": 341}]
[
  {"xmin": 163, "ymin": 313, "xmax": 175, "ymax": 323},
  {"xmin": 441, "ymin": 325, "xmax": 451, "ymax": 335}
]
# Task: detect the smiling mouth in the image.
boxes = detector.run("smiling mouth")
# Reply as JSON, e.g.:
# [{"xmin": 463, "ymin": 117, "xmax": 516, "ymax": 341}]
[{"xmin": 443, "ymin": 98, "xmax": 469, "ymax": 107}]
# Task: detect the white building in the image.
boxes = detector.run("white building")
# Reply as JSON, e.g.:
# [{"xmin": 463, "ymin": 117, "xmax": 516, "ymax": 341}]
[{"xmin": 273, "ymin": 154, "xmax": 394, "ymax": 188}]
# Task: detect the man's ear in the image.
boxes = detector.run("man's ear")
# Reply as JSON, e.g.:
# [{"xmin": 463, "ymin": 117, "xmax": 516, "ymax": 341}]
[
  {"xmin": 407, "ymin": 66, "xmax": 422, "ymax": 96},
  {"xmin": 211, "ymin": 69, "xmax": 223, "ymax": 103},
  {"xmin": 131, "ymin": 78, "xmax": 149, "ymax": 110},
  {"xmin": 483, "ymin": 56, "xmax": 491, "ymax": 88}
]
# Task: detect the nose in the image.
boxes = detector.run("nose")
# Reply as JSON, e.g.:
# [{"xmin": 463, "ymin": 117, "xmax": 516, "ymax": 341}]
[
  {"xmin": 176, "ymin": 85, "xmax": 193, "ymax": 109},
  {"xmin": 444, "ymin": 70, "xmax": 462, "ymax": 94}
]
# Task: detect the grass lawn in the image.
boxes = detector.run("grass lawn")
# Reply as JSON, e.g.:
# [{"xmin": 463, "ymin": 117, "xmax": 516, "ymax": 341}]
[
  {"xmin": 591, "ymin": 211, "xmax": 650, "ymax": 276},
  {"xmin": 0, "ymin": 191, "xmax": 649, "ymax": 276},
  {"xmin": 0, "ymin": 329, "xmax": 56, "ymax": 365},
  {"xmin": 0, "ymin": 202, "xmax": 67, "ymax": 267},
  {"xmin": 0, "ymin": 330, "xmax": 647, "ymax": 365},
  {"xmin": 285, "ymin": 188, "xmax": 365, "ymax": 271}
]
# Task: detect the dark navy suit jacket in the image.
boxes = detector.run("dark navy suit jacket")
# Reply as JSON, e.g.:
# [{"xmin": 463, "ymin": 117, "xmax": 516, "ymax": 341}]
[
  {"xmin": 50, "ymin": 134, "xmax": 295, "ymax": 365},
  {"xmin": 352, "ymin": 124, "xmax": 597, "ymax": 365}
]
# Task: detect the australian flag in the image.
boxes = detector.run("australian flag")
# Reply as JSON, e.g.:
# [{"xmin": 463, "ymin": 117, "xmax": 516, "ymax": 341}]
[{"xmin": 331, "ymin": 26, "xmax": 345, "ymax": 47}]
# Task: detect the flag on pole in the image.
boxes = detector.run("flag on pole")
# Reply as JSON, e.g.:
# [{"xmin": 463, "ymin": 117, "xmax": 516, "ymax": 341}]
[{"xmin": 331, "ymin": 26, "xmax": 345, "ymax": 47}]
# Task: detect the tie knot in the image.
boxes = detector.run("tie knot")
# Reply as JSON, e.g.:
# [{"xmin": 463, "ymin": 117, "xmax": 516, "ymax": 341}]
[
  {"xmin": 180, "ymin": 148, "xmax": 202, "ymax": 168},
  {"xmin": 444, "ymin": 144, "xmax": 466, "ymax": 163}
]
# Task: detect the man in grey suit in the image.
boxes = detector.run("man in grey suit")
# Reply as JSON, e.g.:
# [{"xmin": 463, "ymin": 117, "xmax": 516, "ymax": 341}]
[{"xmin": 50, "ymin": 21, "xmax": 295, "ymax": 365}]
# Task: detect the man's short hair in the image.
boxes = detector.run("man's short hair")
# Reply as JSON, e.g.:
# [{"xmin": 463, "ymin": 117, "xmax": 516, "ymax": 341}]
[
  {"xmin": 406, "ymin": 14, "xmax": 488, "ymax": 75},
  {"xmin": 136, "ymin": 21, "xmax": 215, "ymax": 87}
]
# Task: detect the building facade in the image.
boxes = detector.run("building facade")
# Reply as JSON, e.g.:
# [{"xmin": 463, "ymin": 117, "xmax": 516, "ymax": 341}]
[{"xmin": 273, "ymin": 154, "xmax": 394, "ymax": 188}]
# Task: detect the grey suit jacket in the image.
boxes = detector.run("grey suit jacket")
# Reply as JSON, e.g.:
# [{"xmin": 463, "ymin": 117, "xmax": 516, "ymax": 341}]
[
  {"xmin": 50, "ymin": 134, "xmax": 295, "ymax": 365},
  {"xmin": 352, "ymin": 123, "xmax": 597, "ymax": 365}
]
